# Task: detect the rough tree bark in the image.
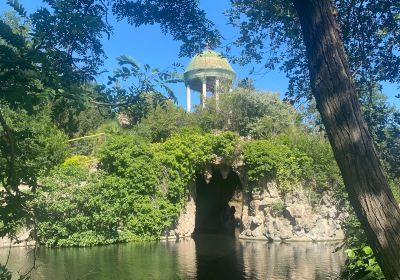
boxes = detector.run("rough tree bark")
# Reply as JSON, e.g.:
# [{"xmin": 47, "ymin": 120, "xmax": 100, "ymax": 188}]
[{"xmin": 292, "ymin": 0, "xmax": 400, "ymax": 278}]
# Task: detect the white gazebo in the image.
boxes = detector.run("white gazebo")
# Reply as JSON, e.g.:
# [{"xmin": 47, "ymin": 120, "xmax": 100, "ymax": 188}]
[{"xmin": 183, "ymin": 50, "xmax": 236, "ymax": 112}]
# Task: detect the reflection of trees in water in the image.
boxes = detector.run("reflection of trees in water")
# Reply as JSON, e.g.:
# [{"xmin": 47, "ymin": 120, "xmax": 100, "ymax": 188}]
[
  {"xmin": 1, "ymin": 243, "xmax": 184, "ymax": 279},
  {"xmin": 0, "ymin": 239, "xmax": 345, "ymax": 279},
  {"xmin": 176, "ymin": 238, "xmax": 197, "ymax": 278},
  {"xmin": 240, "ymin": 241, "xmax": 345, "ymax": 280}
]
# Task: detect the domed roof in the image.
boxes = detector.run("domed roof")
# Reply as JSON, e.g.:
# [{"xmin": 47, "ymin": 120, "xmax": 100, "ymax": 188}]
[
  {"xmin": 184, "ymin": 50, "xmax": 236, "ymax": 83},
  {"xmin": 185, "ymin": 50, "xmax": 234, "ymax": 72}
]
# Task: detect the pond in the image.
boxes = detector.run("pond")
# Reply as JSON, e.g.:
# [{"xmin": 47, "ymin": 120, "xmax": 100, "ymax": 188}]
[{"xmin": 1, "ymin": 235, "xmax": 345, "ymax": 280}]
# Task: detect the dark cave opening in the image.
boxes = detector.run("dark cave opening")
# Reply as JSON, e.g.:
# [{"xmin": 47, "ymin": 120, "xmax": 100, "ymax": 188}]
[{"xmin": 194, "ymin": 167, "xmax": 241, "ymax": 236}]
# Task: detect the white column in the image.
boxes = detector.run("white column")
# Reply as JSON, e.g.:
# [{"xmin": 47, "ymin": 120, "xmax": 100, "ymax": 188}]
[
  {"xmin": 202, "ymin": 79, "xmax": 207, "ymax": 109},
  {"xmin": 186, "ymin": 85, "xmax": 191, "ymax": 112},
  {"xmin": 215, "ymin": 79, "xmax": 220, "ymax": 110}
]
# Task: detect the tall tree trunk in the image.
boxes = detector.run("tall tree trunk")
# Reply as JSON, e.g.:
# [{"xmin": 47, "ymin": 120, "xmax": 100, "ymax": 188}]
[{"xmin": 292, "ymin": 0, "xmax": 400, "ymax": 278}]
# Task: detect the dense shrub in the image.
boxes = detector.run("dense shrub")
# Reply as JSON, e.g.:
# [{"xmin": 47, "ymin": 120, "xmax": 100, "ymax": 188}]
[
  {"xmin": 274, "ymin": 132, "xmax": 343, "ymax": 190},
  {"xmin": 153, "ymin": 130, "xmax": 238, "ymax": 204},
  {"xmin": 243, "ymin": 140, "xmax": 303, "ymax": 191},
  {"xmin": 242, "ymin": 134, "xmax": 341, "ymax": 193},
  {"xmin": 35, "ymin": 131, "xmax": 240, "ymax": 246},
  {"xmin": 0, "ymin": 107, "xmax": 70, "ymax": 185}
]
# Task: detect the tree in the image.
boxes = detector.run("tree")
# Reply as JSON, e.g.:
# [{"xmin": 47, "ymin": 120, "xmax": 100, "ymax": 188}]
[
  {"xmin": 292, "ymin": 1, "xmax": 400, "ymax": 278},
  {"xmin": 0, "ymin": 2, "xmax": 196, "ymax": 257},
  {"xmin": 226, "ymin": 0, "xmax": 400, "ymax": 103},
  {"xmin": 92, "ymin": 55, "xmax": 179, "ymax": 124},
  {"xmin": 0, "ymin": 1, "xmax": 110, "ymax": 238},
  {"xmin": 194, "ymin": 89, "xmax": 300, "ymax": 138},
  {"xmin": 111, "ymin": 0, "xmax": 221, "ymax": 56},
  {"xmin": 358, "ymin": 85, "xmax": 400, "ymax": 178}
]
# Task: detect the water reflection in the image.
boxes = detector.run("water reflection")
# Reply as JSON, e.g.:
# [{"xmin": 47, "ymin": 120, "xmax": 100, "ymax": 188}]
[
  {"xmin": 240, "ymin": 240, "xmax": 344, "ymax": 280},
  {"xmin": 0, "ymin": 235, "xmax": 344, "ymax": 279}
]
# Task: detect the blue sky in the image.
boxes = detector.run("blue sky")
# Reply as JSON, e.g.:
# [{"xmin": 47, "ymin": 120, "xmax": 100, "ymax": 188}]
[{"xmin": 1, "ymin": 0, "xmax": 399, "ymax": 109}]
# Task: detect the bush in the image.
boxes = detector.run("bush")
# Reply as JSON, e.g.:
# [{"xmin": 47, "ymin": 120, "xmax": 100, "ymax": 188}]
[
  {"xmin": 341, "ymin": 213, "xmax": 384, "ymax": 279},
  {"xmin": 242, "ymin": 133, "xmax": 342, "ymax": 194},
  {"xmin": 35, "ymin": 135, "xmax": 169, "ymax": 246},
  {"xmin": 243, "ymin": 140, "xmax": 305, "ymax": 192},
  {"xmin": 270, "ymin": 202, "xmax": 285, "ymax": 215},
  {"xmin": 274, "ymin": 131, "xmax": 343, "ymax": 189}
]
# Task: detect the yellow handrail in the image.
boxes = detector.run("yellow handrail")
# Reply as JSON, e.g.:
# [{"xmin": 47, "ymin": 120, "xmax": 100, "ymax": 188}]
[{"xmin": 68, "ymin": 133, "xmax": 106, "ymax": 142}]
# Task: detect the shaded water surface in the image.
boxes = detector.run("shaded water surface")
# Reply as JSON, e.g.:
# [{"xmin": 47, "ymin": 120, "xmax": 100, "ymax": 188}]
[{"xmin": 1, "ymin": 235, "xmax": 345, "ymax": 280}]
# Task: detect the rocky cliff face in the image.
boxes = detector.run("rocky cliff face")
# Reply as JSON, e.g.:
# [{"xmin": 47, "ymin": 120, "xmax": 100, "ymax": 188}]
[
  {"xmin": 163, "ymin": 163, "xmax": 348, "ymax": 242},
  {"xmin": 161, "ymin": 183, "xmax": 197, "ymax": 240},
  {"xmin": 240, "ymin": 181, "xmax": 347, "ymax": 241}
]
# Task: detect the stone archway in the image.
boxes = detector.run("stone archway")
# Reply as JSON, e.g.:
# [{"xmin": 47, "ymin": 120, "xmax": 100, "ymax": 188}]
[
  {"xmin": 194, "ymin": 166, "xmax": 242, "ymax": 236},
  {"xmin": 161, "ymin": 163, "xmax": 244, "ymax": 240}
]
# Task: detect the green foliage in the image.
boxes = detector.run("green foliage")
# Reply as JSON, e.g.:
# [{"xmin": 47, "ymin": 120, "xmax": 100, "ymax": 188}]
[
  {"xmin": 358, "ymin": 86, "xmax": 400, "ymax": 179},
  {"xmin": 341, "ymin": 213, "xmax": 384, "ymax": 279},
  {"xmin": 390, "ymin": 179, "xmax": 400, "ymax": 203},
  {"xmin": 0, "ymin": 264, "xmax": 12, "ymax": 280},
  {"xmin": 95, "ymin": 58, "xmax": 181, "ymax": 126},
  {"xmin": 153, "ymin": 131, "xmax": 213, "ymax": 204},
  {"xmin": 275, "ymin": 131, "xmax": 343, "ymax": 190},
  {"xmin": 270, "ymin": 201, "xmax": 285, "ymax": 215},
  {"xmin": 95, "ymin": 120, "xmax": 124, "ymax": 135},
  {"xmin": 194, "ymin": 89, "xmax": 300, "ymax": 138},
  {"xmin": 344, "ymin": 246, "xmax": 384, "ymax": 280},
  {"xmin": 0, "ymin": 7, "xmax": 196, "ymax": 248},
  {"xmin": 34, "ymin": 152, "xmax": 169, "ymax": 246},
  {"xmin": 98, "ymin": 135, "xmax": 158, "ymax": 185},
  {"xmin": 0, "ymin": 4, "xmax": 110, "ymax": 245},
  {"xmin": 35, "ymin": 131, "xmax": 240, "ymax": 246},
  {"xmin": 50, "ymin": 86, "xmax": 112, "ymax": 138},
  {"xmin": 0, "ymin": 106, "xmax": 69, "ymax": 185},
  {"xmin": 29, "ymin": 0, "xmax": 111, "ymax": 83},
  {"xmin": 0, "ymin": 106, "xmax": 69, "ymax": 237},
  {"xmin": 153, "ymin": 130, "xmax": 239, "ymax": 203},
  {"xmin": 0, "ymin": 264, "xmax": 29, "ymax": 280},
  {"xmin": 243, "ymin": 140, "xmax": 302, "ymax": 191},
  {"xmin": 211, "ymin": 131, "xmax": 239, "ymax": 160},
  {"xmin": 137, "ymin": 101, "xmax": 197, "ymax": 142},
  {"xmin": 61, "ymin": 155, "xmax": 96, "ymax": 169},
  {"xmin": 243, "ymin": 132, "xmax": 341, "ymax": 193}
]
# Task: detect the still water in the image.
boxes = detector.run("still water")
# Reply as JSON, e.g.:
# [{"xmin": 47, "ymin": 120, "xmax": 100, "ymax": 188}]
[{"xmin": 1, "ymin": 235, "xmax": 345, "ymax": 280}]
